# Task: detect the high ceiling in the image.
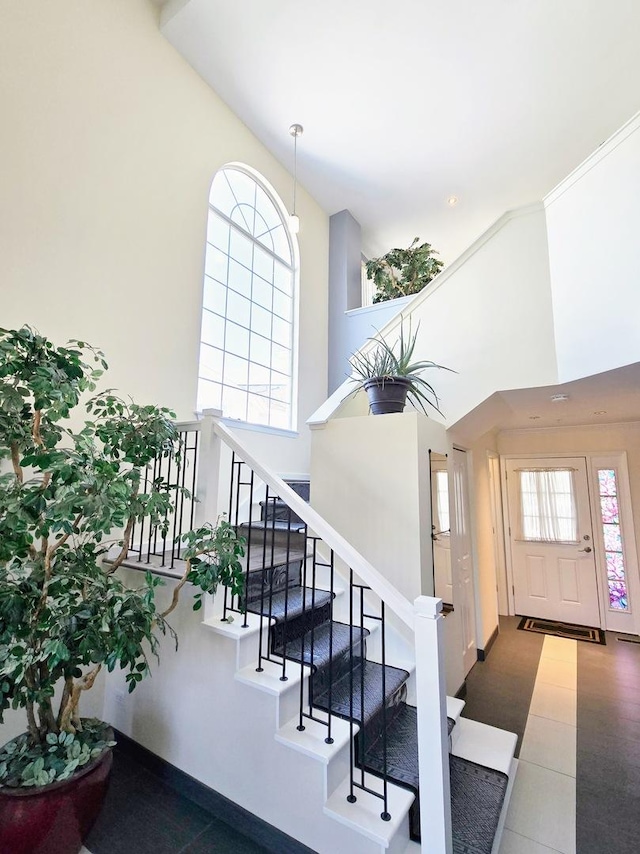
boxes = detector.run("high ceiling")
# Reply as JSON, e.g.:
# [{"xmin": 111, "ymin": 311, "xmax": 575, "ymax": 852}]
[{"xmin": 160, "ymin": 0, "xmax": 640, "ymax": 263}]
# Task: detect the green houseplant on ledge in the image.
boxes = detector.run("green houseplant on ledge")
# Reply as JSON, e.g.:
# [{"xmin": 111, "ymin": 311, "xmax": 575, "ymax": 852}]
[
  {"xmin": 349, "ymin": 322, "xmax": 454, "ymax": 415},
  {"xmin": 0, "ymin": 326, "xmax": 245, "ymax": 854},
  {"xmin": 365, "ymin": 237, "xmax": 444, "ymax": 304}
]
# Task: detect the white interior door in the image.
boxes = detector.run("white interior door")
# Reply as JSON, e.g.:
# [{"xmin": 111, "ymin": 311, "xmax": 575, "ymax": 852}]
[
  {"xmin": 505, "ymin": 456, "xmax": 601, "ymax": 626},
  {"xmin": 451, "ymin": 448, "xmax": 477, "ymax": 675}
]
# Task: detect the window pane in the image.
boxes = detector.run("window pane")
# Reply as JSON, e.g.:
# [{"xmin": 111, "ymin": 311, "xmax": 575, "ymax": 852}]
[
  {"xmin": 248, "ymin": 362, "xmax": 271, "ymax": 391},
  {"xmin": 225, "ymin": 169, "xmax": 257, "ymax": 213},
  {"xmin": 274, "ymin": 261, "xmax": 293, "ymax": 295},
  {"xmin": 250, "ymin": 333, "xmax": 271, "ymax": 367},
  {"xmin": 224, "ymin": 353, "xmax": 248, "ymax": 388},
  {"xmin": 229, "ymin": 229, "xmax": 253, "ymax": 269},
  {"xmin": 206, "ymin": 212, "xmax": 230, "ymax": 252},
  {"xmin": 518, "ymin": 469, "xmax": 577, "ymax": 542},
  {"xmin": 222, "ymin": 385, "xmax": 248, "ymax": 421},
  {"xmin": 231, "ymin": 203, "xmax": 255, "ymax": 235},
  {"xmin": 204, "ymin": 245, "xmax": 228, "ymax": 283},
  {"xmin": 597, "ymin": 468, "xmax": 629, "ymax": 612},
  {"xmin": 209, "ymin": 171, "xmax": 238, "ymax": 217},
  {"xmin": 254, "ymin": 185, "xmax": 281, "ymax": 233},
  {"xmin": 253, "ymin": 244, "xmax": 274, "ymax": 282},
  {"xmin": 252, "ymin": 276, "xmax": 273, "ymax": 311},
  {"xmin": 225, "ymin": 322, "xmax": 250, "ymax": 359},
  {"xmin": 273, "ymin": 289, "xmax": 291, "ymax": 321},
  {"xmin": 197, "ymin": 378, "xmax": 222, "ymax": 411},
  {"xmin": 199, "ymin": 343, "xmax": 223, "ymax": 383},
  {"xmin": 269, "ymin": 402, "xmax": 290, "ymax": 429},
  {"xmin": 226, "ymin": 290, "xmax": 251, "ymax": 328},
  {"xmin": 247, "ymin": 393, "xmax": 270, "ymax": 425},
  {"xmin": 228, "ymin": 259, "xmax": 251, "ymax": 298},
  {"xmin": 202, "ymin": 277, "xmax": 226, "ymax": 316},
  {"xmin": 270, "ymin": 371, "xmax": 290, "ymax": 402},
  {"xmin": 270, "ymin": 225, "xmax": 292, "ymax": 266},
  {"xmin": 272, "ymin": 316, "xmax": 291, "ymax": 348},
  {"xmin": 272, "ymin": 343, "xmax": 291, "ymax": 375},
  {"xmin": 251, "ymin": 303, "xmax": 272, "ymax": 338},
  {"xmin": 201, "ymin": 310, "xmax": 225, "ymax": 348}
]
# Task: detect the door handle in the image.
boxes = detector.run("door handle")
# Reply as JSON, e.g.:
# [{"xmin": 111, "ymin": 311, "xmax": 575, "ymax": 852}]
[{"xmin": 578, "ymin": 546, "xmax": 592, "ymax": 553}]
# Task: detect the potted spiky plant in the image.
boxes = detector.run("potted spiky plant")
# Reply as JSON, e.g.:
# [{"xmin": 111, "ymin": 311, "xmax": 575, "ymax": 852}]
[
  {"xmin": 349, "ymin": 322, "xmax": 453, "ymax": 415},
  {"xmin": 365, "ymin": 237, "xmax": 444, "ymax": 304},
  {"xmin": 0, "ymin": 327, "xmax": 245, "ymax": 854}
]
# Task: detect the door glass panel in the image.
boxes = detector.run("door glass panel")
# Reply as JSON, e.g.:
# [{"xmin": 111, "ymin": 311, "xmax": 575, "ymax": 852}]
[
  {"xmin": 518, "ymin": 469, "xmax": 577, "ymax": 543},
  {"xmin": 597, "ymin": 468, "xmax": 629, "ymax": 611}
]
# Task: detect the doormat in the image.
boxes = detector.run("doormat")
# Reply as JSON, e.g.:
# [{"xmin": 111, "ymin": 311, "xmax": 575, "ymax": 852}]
[{"xmin": 517, "ymin": 616, "xmax": 606, "ymax": 645}]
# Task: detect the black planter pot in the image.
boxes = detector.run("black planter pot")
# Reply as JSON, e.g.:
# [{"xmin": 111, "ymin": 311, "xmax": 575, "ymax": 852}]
[{"xmin": 363, "ymin": 376, "xmax": 411, "ymax": 415}]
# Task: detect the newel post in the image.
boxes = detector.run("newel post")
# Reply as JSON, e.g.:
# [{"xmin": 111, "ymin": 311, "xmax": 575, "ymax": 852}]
[
  {"xmin": 414, "ymin": 595, "xmax": 452, "ymax": 853},
  {"xmin": 194, "ymin": 408, "xmax": 223, "ymax": 528}
]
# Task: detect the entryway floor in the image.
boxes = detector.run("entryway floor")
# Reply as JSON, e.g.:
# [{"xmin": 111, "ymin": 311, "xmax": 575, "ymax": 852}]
[
  {"xmin": 464, "ymin": 616, "xmax": 640, "ymax": 854},
  {"xmin": 85, "ymin": 749, "xmax": 270, "ymax": 854}
]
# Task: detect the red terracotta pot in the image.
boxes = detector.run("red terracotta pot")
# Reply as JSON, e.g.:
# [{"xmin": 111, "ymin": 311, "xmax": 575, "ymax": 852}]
[{"xmin": 0, "ymin": 745, "xmax": 113, "ymax": 854}]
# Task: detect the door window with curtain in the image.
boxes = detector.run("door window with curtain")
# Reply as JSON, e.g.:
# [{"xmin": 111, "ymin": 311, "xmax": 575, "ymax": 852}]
[
  {"xmin": 517, "ymin": 468, "xmax": 578, "ymax": 543},
  {"xmin": 434, "ymin": 470, "xmax": 450, "ymax": 534}
]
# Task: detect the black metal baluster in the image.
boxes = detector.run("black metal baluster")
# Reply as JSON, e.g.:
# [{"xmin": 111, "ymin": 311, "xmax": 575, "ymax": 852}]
[
  {"xmin": 297, "ymin": 524, "xmax": 309, "ymax": 732},
  {"xmin": 347, "ymin": 569, "xmax": 356, "ymax": 804},
  {"xmin": 359, "ymin": 585, "xmax": 366, "ymax": 790},
  {"xmin": 380, "ymin": 600, "xmax": 390, "ymax": 821},
  {"xmin": 279, "ymin": 501, "xmax": 293, "ymax": 682},
  {"xmin": 242, "ymin": 468, "xmax": 255, "ymax": 629},
  {"xmin": 325, "ymin": 549, "xmax": 335, "ymax": 745}
]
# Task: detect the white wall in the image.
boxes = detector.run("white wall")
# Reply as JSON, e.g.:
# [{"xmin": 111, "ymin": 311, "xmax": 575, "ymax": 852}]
[
  {"xmin": 545, "ymin": 113, "xmax": 640, "ymax": 384},
  {"xmin": 310, "ymin": 204, "xmax": 559, "ymax": 431},
  {"xmin": 310, "ymin": 412, "xmax": 448, "ymax": 604},
  {"xmin": 0, "ymin": 0, "xmax": 329, "ymax": 473}
]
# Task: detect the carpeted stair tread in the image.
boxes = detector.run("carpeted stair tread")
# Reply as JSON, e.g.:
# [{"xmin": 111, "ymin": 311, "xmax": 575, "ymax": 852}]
[
  {"xmin": 245, "ymin": 585, "xmax": 333, "ymax": 622},
  {"xmin": 275, "ymin": 621, "xmax": 369, "ymax": 672},
  {"xmin": 313, "ymin": 659, "xmax": 409, "ymax": 728},
  {"xmin": 362, "ymin": 703, "xmax": 453, "ymax": 787},
  {"xmin": 449, "ymin": 755, "xmax": 508, "ymax": 854},
  {"xmin": 362, "ymin": 704, "xmax": 508, "ymax": 851},
  {"xmin": 245, "ymin": 518, "xmax": 307, "ymax": 534}
]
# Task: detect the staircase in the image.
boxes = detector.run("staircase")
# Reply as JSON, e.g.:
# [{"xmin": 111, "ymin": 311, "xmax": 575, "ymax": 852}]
[
  {"xmin": 231, "ymin": 477, "xmax": 517, "ymax": 853},
  {"xmin": 125, "ymin": 417, "xmax": 518, "ymax": 853}
]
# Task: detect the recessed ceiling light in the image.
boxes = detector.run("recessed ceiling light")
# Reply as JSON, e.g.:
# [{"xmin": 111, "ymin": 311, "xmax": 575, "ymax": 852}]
[
  {"xmin": 447, "ymin": 195, "xmax": 459, "ymax": 207},
  {"xmin": 550, "ymin": 393, "xmax": 570, "ymax": 402},
  {"xmin": 593, "ymin": 410, "xmax": 607, "ymax": 415}
]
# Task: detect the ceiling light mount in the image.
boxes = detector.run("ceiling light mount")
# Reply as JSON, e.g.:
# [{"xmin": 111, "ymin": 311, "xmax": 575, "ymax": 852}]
[
  {"xmin": 447, "ymin": 195, "xmax": 459, "ymax": 207},
  {"xmin": 289, "ymin": 123, "xmax": 304, "ymax": 234}
]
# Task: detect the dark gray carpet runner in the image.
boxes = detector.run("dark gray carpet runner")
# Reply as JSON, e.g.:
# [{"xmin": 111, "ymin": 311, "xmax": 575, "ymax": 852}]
[{"xmin": 243, "ymin": 481, "xmax": 508, "ymax": 851}]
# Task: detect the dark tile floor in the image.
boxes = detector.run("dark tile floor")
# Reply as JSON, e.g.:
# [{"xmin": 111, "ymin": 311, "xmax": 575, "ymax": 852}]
[
  {"xmin": 463, "ymin": 616, "xmax": 640, "ymax": 854},
  {"xmin": 86, "ymin": 749, "xmax": 270, "ymax": 854},
  {"xmin": 577, "ymin": 633, "xmax": 640, "ymax": 854},
  {"xmin": 462, "ymin": 616, "xmax": 544, "ymax": 754}
]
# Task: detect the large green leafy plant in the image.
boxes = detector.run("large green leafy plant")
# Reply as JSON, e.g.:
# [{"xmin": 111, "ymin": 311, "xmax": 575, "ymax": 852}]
[
  {"xmin": 0, "ymin": 327, "xmax": 245, "ymax": 788},
  {"xmin": 365, "ymin": 237, "xmax": 444, "ymax": 304}
]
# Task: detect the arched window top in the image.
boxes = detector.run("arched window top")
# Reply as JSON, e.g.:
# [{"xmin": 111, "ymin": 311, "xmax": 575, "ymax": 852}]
[
  {"xmin": 210, "ymin": 166, "xmax": 293, "ymax": 267},
  {"xmin": 198, "ymin": 164, "xmax": 298, "ymax": 431}
]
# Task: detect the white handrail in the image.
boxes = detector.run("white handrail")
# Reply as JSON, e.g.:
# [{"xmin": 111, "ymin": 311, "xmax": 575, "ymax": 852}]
[{"xmin": 210, "ymin": 417, "xmax": 420, "ymax": 630}]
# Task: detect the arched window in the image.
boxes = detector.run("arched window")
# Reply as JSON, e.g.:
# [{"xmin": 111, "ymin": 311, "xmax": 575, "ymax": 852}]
[{"xmin": 197, "ymin": 165, "xmax": 297, "ymax": 429}]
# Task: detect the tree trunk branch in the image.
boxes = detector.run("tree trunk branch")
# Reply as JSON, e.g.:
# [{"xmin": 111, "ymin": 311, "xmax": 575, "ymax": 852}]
[{"xmin": 59, "ymin": 665, "xmax": 102, "ymax": 734}]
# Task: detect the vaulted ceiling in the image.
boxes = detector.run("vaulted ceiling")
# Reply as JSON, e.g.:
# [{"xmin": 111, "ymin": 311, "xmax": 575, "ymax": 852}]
[{"xmin": 159, "ymin": 0, "xmax": 640, "ymax": 263}]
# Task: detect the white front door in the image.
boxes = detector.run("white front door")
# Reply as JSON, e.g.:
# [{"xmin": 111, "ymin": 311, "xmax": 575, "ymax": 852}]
[
  {"xmin": 505, "ymin": 456, "xmax": 601, "ymax": 626},
  {"xmin": 451, "ymin": 448, "xmax": 477, "ymax": 675}
]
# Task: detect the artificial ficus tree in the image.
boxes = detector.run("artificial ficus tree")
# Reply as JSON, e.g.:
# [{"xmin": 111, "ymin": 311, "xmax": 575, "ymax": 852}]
[{"xmin": 0, "ymin": 327, "xmax": 244, "ymax": 788}]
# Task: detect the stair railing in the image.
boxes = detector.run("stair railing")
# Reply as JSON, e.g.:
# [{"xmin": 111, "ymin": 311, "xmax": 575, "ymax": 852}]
[{"xmin": 132, "ymin": 410, "xmax": 452, "ymax": 853}]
